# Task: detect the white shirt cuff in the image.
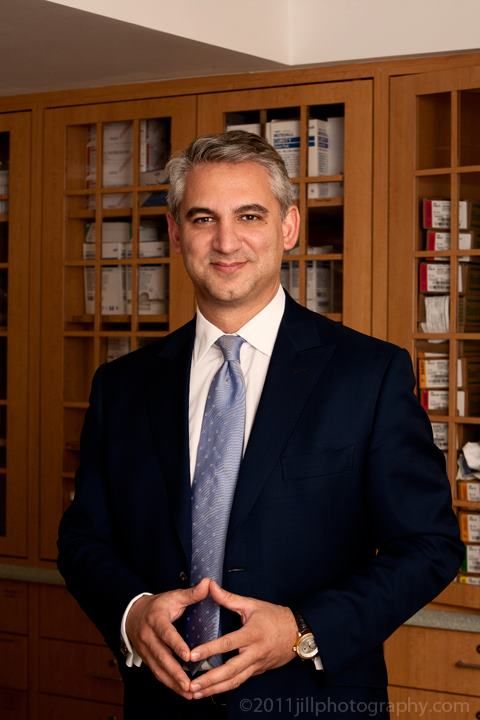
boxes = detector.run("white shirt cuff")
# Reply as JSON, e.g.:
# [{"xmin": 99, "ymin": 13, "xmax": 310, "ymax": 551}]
[{"xmin": 120, "ymin": 592, "xmax": 153, "ymax": 668}]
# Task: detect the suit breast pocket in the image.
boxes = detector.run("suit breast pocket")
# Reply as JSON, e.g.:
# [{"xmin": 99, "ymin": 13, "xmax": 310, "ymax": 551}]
[{"xmin": 281, "ymin": 445, "xmax": 354, "ymax": 485}]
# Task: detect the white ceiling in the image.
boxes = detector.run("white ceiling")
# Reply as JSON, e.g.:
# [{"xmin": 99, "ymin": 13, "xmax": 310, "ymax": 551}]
[
  {"xmin": 1, "ymin": 0, "xmax": 480, "ymax": 99},
  {"xmin": 0, "ymin": 0, "xmax": 285, "ymax": 97}
]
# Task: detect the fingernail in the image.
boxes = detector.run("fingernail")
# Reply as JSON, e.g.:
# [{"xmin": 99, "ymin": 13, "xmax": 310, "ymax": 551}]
[
  {"xmin": 190, "ymin": 650, "xmax": 199, "ymax": 661},
  {"xmin": 193, "ymin": 691, "xmax": 203, "ymax": 699},
  {"xmin": 191, "ymin": 683, "xmax": 201, "ymax": 692}
]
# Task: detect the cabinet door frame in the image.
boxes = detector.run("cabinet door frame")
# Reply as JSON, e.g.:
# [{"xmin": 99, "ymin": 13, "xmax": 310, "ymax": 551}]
[
  {"xmin": 0, "ymin": 111, "xmax": 31, "ymax": 558},
  {"xmin": 198, "ymin": 79, "xmax": 374, "ymax": 334},
  {"xmin": 389, "ymin": 65, "xmax": 480, "ymax": 610},
  {"xmin": 40, "ymin": 97, "xmax": 196, "ymax": 559}
]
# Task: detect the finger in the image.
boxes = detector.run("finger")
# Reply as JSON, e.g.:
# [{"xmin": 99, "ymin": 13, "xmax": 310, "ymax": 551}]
[
  {"xmin": 155, "ymin": 621, "xmax": 191, "ymax": 664},
  {"xmin": 208, "ymin": 580, "xmax": 251, "ymax": 619},
  {"xmin": 190, "ymin": 626, "xmax": 249, "ymax": 663},
  {"xmin": 135, "ymin": 630, "xmax": 193, "ymax": 699},
  {"xmin": 179, "ymin": 577, "xmax": 211, "ymax": 609},
  {"xmin": 190, "ymin": 653, "xmax": 257, "ymax": 699}
]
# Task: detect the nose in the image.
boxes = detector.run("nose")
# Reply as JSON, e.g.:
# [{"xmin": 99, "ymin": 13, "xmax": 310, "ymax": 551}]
[{"xmin": 211, "ymin": 219, "xmax": 242, "ymax": 254}]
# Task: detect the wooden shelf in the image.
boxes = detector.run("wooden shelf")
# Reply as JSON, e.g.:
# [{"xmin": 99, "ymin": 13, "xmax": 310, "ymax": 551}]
[
  {"xmin": 67, "ymin": 314, "xmax": 168, "ymax": 324},
  {"xmin": 453, "ymin": 499, "xmax": 480, "ymax": 510},
  {"xmin": 308, "ymin": 197, "xmax": 344, "ymax": 208}
]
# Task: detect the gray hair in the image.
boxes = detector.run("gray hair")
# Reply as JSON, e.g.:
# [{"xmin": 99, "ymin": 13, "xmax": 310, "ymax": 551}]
[{"xmin": 166, "ymin": 130, "xmax": 295, "ymax": 222}]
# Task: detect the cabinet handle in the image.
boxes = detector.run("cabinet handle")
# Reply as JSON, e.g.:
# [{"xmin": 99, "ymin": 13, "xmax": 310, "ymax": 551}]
[{"xmin": 455, "ymin": 660, "xmax": 480, "ymax": 670}]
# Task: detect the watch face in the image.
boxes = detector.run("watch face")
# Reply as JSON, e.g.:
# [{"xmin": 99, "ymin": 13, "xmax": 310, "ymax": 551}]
[{"xmin": 298, "ymin": 632, "xmax": 318, "ymax": 660}]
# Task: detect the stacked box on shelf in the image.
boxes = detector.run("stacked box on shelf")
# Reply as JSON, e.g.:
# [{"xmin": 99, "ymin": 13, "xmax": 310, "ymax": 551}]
[
  {"xmin": 307, "ymin": 117, "xmax": 344, "ymax": 199},
  {"xmin": 418, "ymin": 352, "xmax": 449, "ymax": 415},
  {"xmin": 83, "ymin": 221, "xmax": 168, "ymax": 315}
]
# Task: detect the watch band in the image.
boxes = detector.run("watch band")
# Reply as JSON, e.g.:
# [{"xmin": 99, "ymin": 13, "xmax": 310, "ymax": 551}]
[{"xmin": 293, "ymin": 610, "xmax": 310, "ymax": 634}]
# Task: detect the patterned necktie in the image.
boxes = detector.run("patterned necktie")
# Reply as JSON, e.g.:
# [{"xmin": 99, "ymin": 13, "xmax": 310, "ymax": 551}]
[{"xmin": 184, "ymin": 334, "xmax": 246, "ymax": 672}]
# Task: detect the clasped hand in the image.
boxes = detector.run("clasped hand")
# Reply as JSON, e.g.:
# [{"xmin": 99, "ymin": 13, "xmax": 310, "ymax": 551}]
[{"xmin": 126, "ymin": 578, "xmax": 298, "ymax": 700}]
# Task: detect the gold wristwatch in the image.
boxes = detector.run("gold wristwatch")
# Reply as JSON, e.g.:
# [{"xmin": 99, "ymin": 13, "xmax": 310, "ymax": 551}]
[{"xmin": 292, "ymin": 611, "xmax": 320, "ymax": 663}]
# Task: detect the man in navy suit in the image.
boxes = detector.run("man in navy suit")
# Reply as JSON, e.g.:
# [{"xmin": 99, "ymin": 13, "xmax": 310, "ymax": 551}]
[{"xmin": 58, "ymin": 131, "xmax": 463, "ymax": 719}]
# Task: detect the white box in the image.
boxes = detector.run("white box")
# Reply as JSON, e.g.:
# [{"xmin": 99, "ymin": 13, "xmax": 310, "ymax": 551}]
[
  {"xmin": 85, "ymin": 222, "xmax": 131, "ymax": 245},
  {"xmin": 102, "ymin": 267, "xmax": 125, "ymax": 314},
  {"xmin": 288, "ymin": 263, "xmax": 300, "ymax": 302},
  {"xmin": 125, "ymin": 266, "xmax": 168, "ymax": 315},
  {"xmin": 83, "ymin": 266, "xmax": 126, "ymax": 315},
  {"xmin": 431, "ymin": 422, "xmax": 448, "ymax": 450},
  {"xmin": 308, "ymin": 117, "xmax": 344, "ymax": 199},
  {"xmin": 306, "ymin": 261, "xmax": 331, "ymax": 313},
  {"xmin": 226, "ymin": 123, "xmax": 262, "ymax": 136},
  {"xmin": 83, "ymin": 242, "xmax": 126, "ymax": 260},
  {"xmin": 266, "ymin": 119, "xmax": 300, "ymax": 178},
  {"xmin": 106, "ymin": 337, "xmax": 131, "ymax": 362},
  {"xmin": 140, "ymin": 119, "xmax": 170, "ymax": 172}
]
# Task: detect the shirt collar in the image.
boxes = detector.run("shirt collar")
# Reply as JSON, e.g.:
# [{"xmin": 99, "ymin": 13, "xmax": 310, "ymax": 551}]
[{"xmin": 193, "ymin": 286, "xmax": 286, "ymax": 363}]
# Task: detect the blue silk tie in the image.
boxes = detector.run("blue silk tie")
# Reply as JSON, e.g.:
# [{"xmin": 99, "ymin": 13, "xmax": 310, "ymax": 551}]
[{"xmin": 184, "ymin": 334, "xmax": 246, "ymax": 673}]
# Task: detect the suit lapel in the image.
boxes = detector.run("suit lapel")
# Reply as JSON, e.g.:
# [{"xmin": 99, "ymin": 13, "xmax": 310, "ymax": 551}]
[
  {"xmin": 227, "ymin": 298, "xmax": 337, "ymax": 539},
  {"xmin": 147, "ymin": 320, "xmax": 195, "ymax": 568}
]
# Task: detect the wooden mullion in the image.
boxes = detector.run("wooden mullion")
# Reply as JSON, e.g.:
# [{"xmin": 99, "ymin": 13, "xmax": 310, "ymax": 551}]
[
  {"xmin": 298, "ymin": 105, "xmax": 308, "ymax": 256},
  {"xmin": 447, "ymin": 90, "xmax": 459, "ymax": 491}
]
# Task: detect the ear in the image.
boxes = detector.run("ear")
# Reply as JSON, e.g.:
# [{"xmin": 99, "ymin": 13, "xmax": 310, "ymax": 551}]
[
  {"xmin": 167, "ymin": 213, "xmax": 182, "ymax": 255},
  {"xmin": 282, "ymin": 205, "xmax": 300, "ymax": 252}
]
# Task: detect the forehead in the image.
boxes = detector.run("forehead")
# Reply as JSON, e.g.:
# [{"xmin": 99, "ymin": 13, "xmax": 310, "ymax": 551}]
[{"xmin": 182, "ymin": 161, "xmax": 275, "ymax": 204}]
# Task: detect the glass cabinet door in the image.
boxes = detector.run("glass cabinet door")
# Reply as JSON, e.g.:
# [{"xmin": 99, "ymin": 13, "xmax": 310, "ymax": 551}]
[
  {"xmin": 390, "ymin": 66, "xmax": 480, "ymax": 607},
  {"xmin": 41, "ymin": 98, "xmax": 196, "ymax": 559},
  {"xmin": 0, "ymin": 112, "xmax": 31, "ymax": 557},
  {"xmin": 198, "ymin": 80, "xmax": 373, "ymax": 334}
]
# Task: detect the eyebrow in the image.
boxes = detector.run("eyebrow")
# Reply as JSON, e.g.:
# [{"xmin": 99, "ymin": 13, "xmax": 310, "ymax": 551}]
[{"xmin": 185, "ymin": 203, "xmax": 270, "ymax": 219}]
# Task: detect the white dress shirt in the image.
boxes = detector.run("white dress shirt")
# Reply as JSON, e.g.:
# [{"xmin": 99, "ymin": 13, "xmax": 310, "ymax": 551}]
[{"xmin": 121, "ymin": 287, "xmax": 286, "ymax": 667}]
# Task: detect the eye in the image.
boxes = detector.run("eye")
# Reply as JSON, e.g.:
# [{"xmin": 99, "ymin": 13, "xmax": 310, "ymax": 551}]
[
  {"xmin": 192, "ymin": 216, "xmax": 214, "ymax": 224},
  {"xmin": 239, "ymin": 214, "xmax": 261, "ymax": 222}
]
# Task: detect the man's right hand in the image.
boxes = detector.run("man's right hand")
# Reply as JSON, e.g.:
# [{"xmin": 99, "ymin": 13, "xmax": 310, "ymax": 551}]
[{"xmin": 125, "ymin": 577, "xmax": 211, "ymax": 699}]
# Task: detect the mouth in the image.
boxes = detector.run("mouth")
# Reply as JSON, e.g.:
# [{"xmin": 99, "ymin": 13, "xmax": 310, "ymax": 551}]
[{"xmin": 211, "ymin": 261, "xmax": 248, "ymax": 274}]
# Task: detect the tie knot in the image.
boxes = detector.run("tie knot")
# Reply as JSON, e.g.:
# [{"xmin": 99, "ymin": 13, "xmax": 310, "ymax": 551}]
[{"xmin": 216, "ymin": 334, "xmax": 244, "ymax": 362}]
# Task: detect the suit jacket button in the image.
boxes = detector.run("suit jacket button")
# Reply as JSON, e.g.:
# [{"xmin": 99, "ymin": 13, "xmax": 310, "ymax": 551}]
[{"xmin": 179, "ymin": 571, "xmax": 188, "ymax": 584}]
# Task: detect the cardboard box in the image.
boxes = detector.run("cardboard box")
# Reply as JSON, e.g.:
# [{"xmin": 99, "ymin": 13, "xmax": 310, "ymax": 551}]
[
  {"xmin": 266, "ymin": 119, "xmax": 300, "ymax": 178},
  {"xmin": 457, "ymin": 480, "xmax": 480, "ymax": 502},
  {"xmin": 431, "ymin": 422, "xmax": 448, "ymax": 450},
  {"xmin": 422, "ymin": 199, "xmax": 480, "ymax": 230},
  {"xmin": 459, "ymin": 512, "xmax": 480, "ymax": 542},
  {"xmin": 418, "ymin": 358, "xmax": 449, "ymax": 388},
  {"xmin": 419, "ymin": 262, "xmax": 450, "ymax": 293},
  {"xmin": 420, "ymin": 389, "xmax": 448, "ymax": 413}
]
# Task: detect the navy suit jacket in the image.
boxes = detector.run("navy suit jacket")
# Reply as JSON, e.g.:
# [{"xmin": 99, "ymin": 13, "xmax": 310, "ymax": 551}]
[{"xmin": 58, "ymin": 294, "xmax": 463, "ymax": 718}]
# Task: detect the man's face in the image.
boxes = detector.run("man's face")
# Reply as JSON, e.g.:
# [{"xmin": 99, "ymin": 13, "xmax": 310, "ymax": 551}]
[{"xmin": 167, "ymin": 161, "xmax": 299, "ymax": 320}]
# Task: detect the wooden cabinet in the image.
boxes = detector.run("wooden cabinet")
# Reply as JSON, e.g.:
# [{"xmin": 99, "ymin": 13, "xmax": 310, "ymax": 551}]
[
  {"xmin": 40, "ymin": 98, "xmax": 197, "ymax": 560},
  {"xmin": 38, "ymin": 82, "xmax": 374, "ymax": 565},
  {"xmin": 385, "ymin": 626, "xmax": 480, "ymax": 719},
  {"xmin": 0, "ymin": 113, "xmax": 31, "ymax": 558},
  {"xmin": 198, "ymin": 80, "xmax": 373, "ymax": 334},
  {"xmin": 0, "ymin": 50, "xmax": 478, "ymax": 720},
  {"xmin": 0, "ymin": 581, "xmax": 28, "ymax": 717},
  {"xmin": 389, "ymin": 65, "xmax": 480, "ymax": 607}
]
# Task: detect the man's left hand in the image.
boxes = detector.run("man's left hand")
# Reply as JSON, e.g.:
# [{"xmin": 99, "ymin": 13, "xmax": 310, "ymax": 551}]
[{"xmin": 188, "ymin": 580, "xmax": 298, "ymax": 698}]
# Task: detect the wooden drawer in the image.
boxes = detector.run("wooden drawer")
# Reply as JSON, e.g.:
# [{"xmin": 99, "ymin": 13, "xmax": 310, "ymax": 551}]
[
  {"xmin": 385, "ymin": 625, "xmax": 480, "ymax": 696},
  {"xmin": 39, "ymin": 693, "xmax": 123, "ymax": 720},
  {"xmin": 39, "ymin": 585, "xmax": 104, "ymax": 644},
  {"xmin": 389, "ymin": 686, "xmax": 480, "ymax": 720},
  {"xmin": 0, "ymin": 633, "xmax": 28, "ymax": 690},
  {"xmin": 0, "ymin": 688, "xmax": 27, "ymax": 720},
  {"xmin": 0, "ymin": 581, "xmax": 27, "ymax": 634},
  {"xmin": 39, "ymin": 638, "xmax": 123, "ymax": 704}
]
